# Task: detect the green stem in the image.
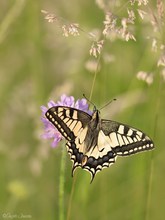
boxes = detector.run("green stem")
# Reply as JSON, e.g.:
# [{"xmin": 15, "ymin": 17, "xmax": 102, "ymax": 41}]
[
  {"xmin": 67, "ymin": 173, "xmax": 77, "ymax": 220},
  {"xmin": 144, "ymin": 155, "xmax": 154, "ymax": 220},
  {"xmin": 59, "ymin": 144, "xmax": 66, "ymax": 220},
  {"xmin": 145, "ymin": 73, "xmax": 161, "ymax": 220}
]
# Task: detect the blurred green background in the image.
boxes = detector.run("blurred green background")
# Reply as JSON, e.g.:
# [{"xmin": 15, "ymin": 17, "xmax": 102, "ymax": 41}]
[{"xmin": 0, "ymin": 0, "xmax": 165, "ymax": 220}]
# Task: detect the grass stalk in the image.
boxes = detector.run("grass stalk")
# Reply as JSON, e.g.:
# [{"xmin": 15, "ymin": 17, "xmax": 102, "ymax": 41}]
[{"xmin": 59, "ymin": 145, "xmax": 66, "ymax": 220}]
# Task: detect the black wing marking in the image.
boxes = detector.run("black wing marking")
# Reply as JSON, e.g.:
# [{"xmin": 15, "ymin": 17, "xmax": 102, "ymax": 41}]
[
  {"xmin": 45, "ymin": 106, "xmax": 91, "ymax": 141},
  {"xmin": 101, "ymin": 119, "xmax": 154, "ymax": 156}
]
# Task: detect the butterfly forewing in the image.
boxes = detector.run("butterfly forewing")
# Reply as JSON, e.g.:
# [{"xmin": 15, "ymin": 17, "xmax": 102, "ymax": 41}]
[
  {"xmin": 101, "ymin": 120, "xmax": 154, "ymax": 156},
  {"xmin": 45, "ymin": 106, "xmax": 154, "ymax": 182},
  {"xmin": 45, "ymin": 106, "xmax": 91, "ymax": 141}
]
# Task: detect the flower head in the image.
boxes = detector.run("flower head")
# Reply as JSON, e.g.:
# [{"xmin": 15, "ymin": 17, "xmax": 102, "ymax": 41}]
[
  {"xmin": 62, "ymin": 23, "xmax": 80, "ymax": 37},
  {"xmin": 89, "ymin": 40, "xmax": 104, "ymax": 58},
  {"xmin": 41, "ymin": 94, "xmax": 91, "ymax": 147}
]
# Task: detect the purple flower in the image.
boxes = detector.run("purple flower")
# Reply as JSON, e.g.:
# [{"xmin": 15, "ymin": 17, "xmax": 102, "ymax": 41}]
[{"xmin": 41, "ymin": 94, "xmax": 91, "ymax": 148}]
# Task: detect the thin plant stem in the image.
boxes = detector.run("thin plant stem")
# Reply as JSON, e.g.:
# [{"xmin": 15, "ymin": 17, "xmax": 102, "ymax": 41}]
[
  {"xmin": 59, "ymin": 144, "xmax": 66, "ymax": 220},
  {"xmin": 66, "ymin": 173, "xmax": 77, "ymax": 220},
  {"xmin": 144, "ymin": 155, "xmax": 154, "ymax": 220},
  {"xmin": 89, "ymin": 33, "xmax": 106, "ymax": 101},
  {"xmin": 89, "ymin": 52, "xmax": 102, "ymax": 101},
  {"xmin": 145, "ymin": 74, "xmax": 162, "ymax": 220}
]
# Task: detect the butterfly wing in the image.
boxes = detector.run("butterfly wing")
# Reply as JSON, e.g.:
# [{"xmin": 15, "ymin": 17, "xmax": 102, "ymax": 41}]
[
  {"xmin": 101, "ymin": 119, "xmax": 154, "ymax": 156},
  {"xmin": 45, "ymin": 106, "xmax": 91, "ymax": 141}
]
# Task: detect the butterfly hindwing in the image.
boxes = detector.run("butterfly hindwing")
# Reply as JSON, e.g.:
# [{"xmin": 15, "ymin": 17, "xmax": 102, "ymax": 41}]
[{"xmin": 66, "ymin": 137, "xmax": 117, "ymax": 182}]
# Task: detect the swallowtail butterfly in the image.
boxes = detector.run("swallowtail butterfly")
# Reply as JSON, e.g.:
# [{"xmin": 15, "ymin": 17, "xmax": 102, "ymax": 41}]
[{"xmin": 45, "ymin": 106, "xmax": 154, "ymax": 182}]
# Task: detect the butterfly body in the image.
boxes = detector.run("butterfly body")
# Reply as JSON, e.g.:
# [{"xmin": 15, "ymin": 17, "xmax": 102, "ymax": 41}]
[{"xmin": 45, "ymin": 106, "xmax": 154, "ymax": 181}]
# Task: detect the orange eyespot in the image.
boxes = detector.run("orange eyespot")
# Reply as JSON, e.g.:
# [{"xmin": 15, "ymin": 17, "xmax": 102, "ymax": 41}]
[{"xmin": 81, "ymin": 155, "xmax": 88, "ymax": 166}]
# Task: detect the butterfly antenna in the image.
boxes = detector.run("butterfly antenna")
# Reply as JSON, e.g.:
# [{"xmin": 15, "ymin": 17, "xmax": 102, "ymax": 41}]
[
  {"xmin": 99, "ymin": 98, "xmax": 117, "ymax": 111},
  {"xmin": 83, "ymin": 94, "xmax": 96, "ymax": 109}
]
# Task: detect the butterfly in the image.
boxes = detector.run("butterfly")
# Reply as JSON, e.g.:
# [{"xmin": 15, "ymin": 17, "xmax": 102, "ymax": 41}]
[{"xmin": 45, "ymin": 106, "xmax": 154, "ymax": 182}]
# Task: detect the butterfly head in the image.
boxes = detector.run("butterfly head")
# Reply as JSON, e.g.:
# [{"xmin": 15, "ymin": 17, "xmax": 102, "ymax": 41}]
[{"xmin": 90, "ymin": 107, "xmax": 101, "ymax": 130}]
